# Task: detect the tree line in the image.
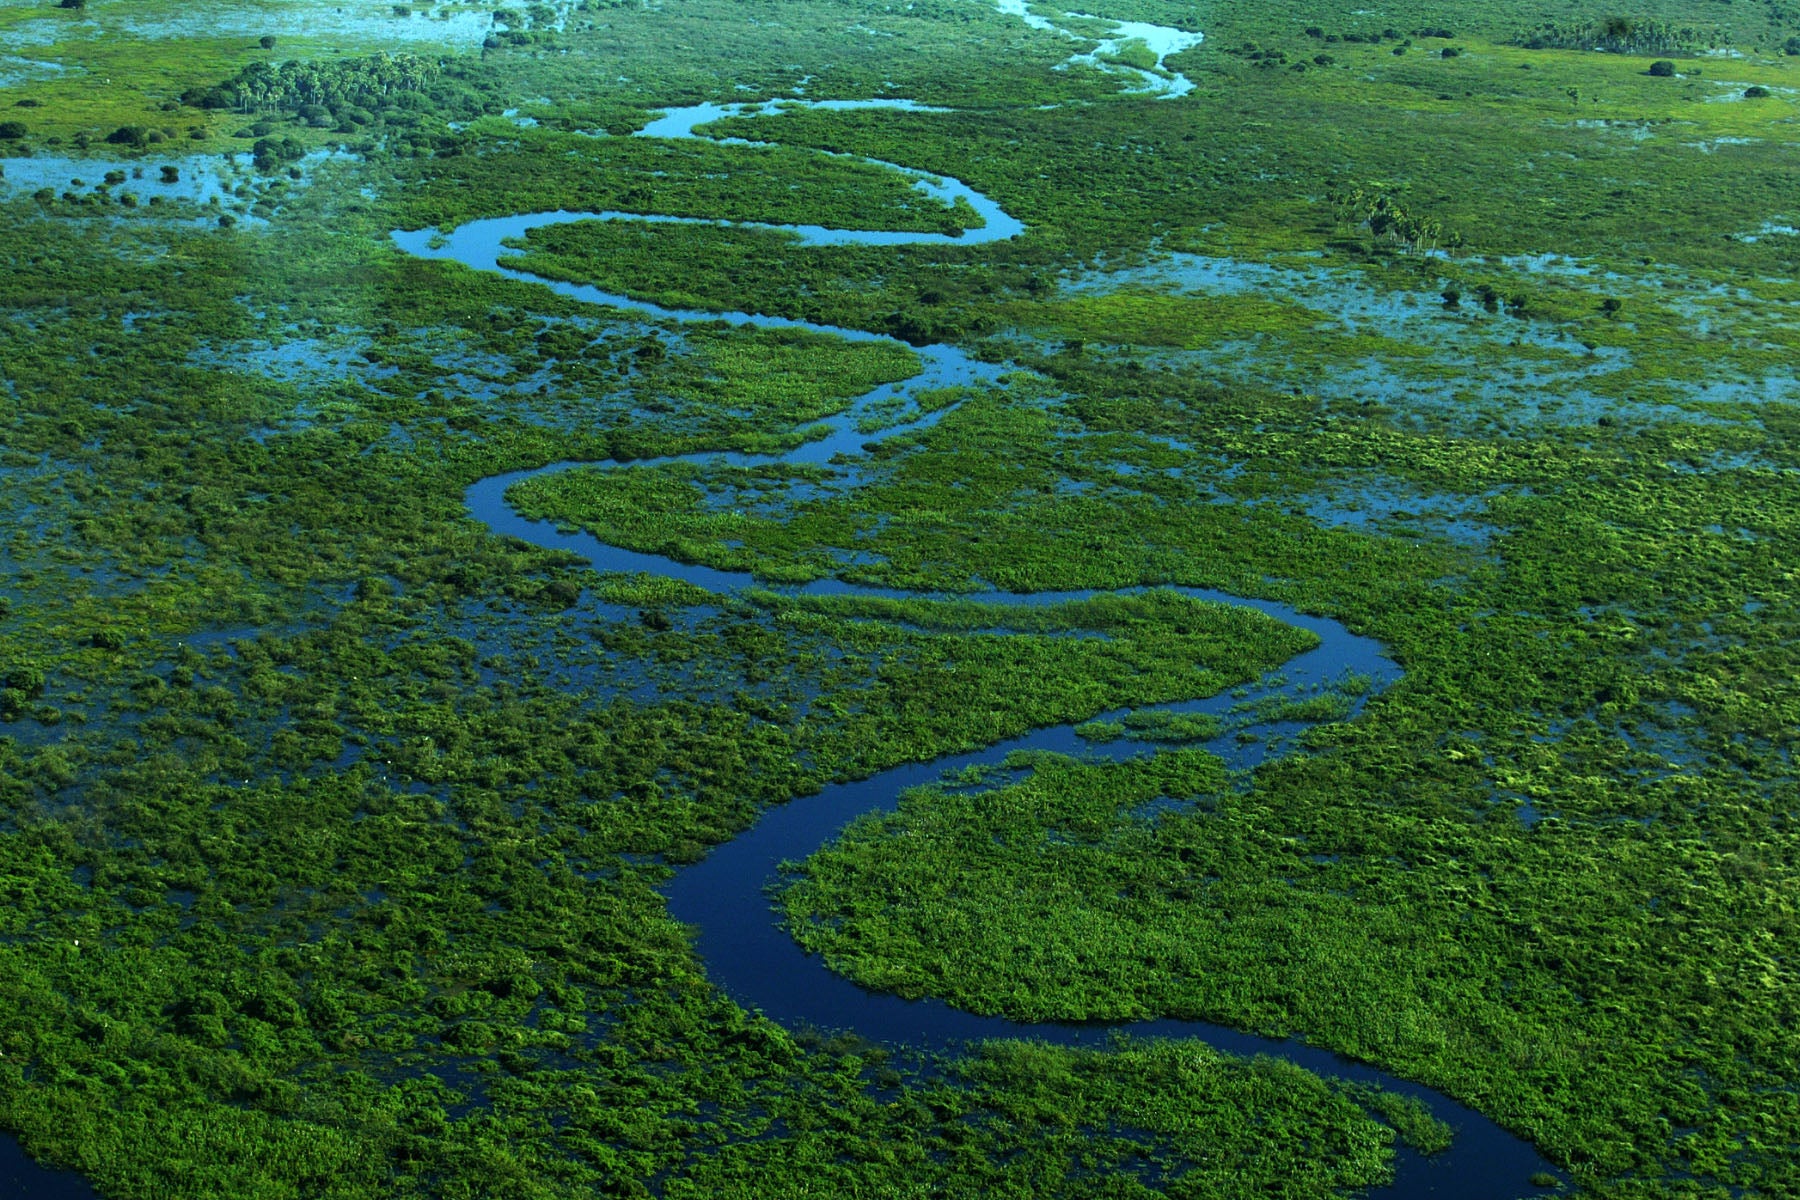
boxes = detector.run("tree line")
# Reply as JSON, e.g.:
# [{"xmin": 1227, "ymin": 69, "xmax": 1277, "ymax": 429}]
[
  {"xmin": 179, "ymin": 53, "xmax": 441, "ymax": 117},
  {"xmin": 1512, "ymin": 17, "xmax": 1725, "ymax": 55},
  {"xmin": 1325, "ymin": 186, "xmax": 1462, "ymax": 255}
]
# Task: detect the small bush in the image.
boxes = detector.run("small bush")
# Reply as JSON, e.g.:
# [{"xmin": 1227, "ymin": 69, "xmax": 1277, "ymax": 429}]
[
  {"xmin": 1744, "ymin": 85, "xmax": 1771, "ymax": 98},
  {"xmin": 5, "ymin": 666, "xmax": 45, "ymax": 696},
  {"xmin": 0, "ymin": 121, "xmax": 25, "ymax": 140},
  {"xmin": 1648, "ymin": 60, "xmax": 1676, "ymax": 76}
]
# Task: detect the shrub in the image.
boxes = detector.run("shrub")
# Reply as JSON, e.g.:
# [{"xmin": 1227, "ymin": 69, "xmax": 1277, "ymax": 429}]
[
  {"xmin": 0, "ymin": 121, "xmax": 25, "ymax": 140},
  {"xmin": 5, "ymin": 666, "xmax": 45, "ymax": 696},
  {"xmin": 1744, "ymin": 85, "xmax": 1771, "ymax": 98},
  {"xmin": 1648, "ymin": 60, "xmax": 1676, "ymax": 76},
  {"xmin": 251, "ymin": 134, "xmax": 304, "ymax": 169}
]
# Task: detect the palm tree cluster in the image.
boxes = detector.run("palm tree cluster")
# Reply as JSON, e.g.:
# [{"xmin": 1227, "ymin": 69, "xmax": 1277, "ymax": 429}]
[
  {"xmin": 1326, "ymin": 186, "xmax": 1461, "ymax": 255},
  {"xmin": 1513, "ymin": 18, "xmax": 1722, "ymax": 54},
  {"xmin": 179, "ymin": 52, "xmax": 440, "ymax": 117}
]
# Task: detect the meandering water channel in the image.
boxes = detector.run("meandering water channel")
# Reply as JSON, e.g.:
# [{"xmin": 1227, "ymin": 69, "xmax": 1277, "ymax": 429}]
[
  {"xmin": 409, "ymin": 85, "xmax": 1562, "ymax": 1196},
  {"xmin": 6, "ymin": 12, "xmax": 1561, "ymax": 1197}
]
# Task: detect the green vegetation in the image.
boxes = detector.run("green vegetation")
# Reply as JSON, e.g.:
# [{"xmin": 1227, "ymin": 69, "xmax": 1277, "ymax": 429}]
[
  {"xmin": 1513, "ymin": 17, "xmax": 1726, "ymax": 55},
  {"xmin": 2, "ymin": 0, "xmax": 1800, "ymax": 1195}
]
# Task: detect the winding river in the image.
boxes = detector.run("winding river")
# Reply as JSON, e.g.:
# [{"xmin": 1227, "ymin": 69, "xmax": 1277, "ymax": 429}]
[
  {"xmin": 4, "ymin": 11, "xmax": 1559, "ymax": 1199},
  {"xmin": 401, "ymin": 74, "xmax": 1563, "ymax": 1198}
]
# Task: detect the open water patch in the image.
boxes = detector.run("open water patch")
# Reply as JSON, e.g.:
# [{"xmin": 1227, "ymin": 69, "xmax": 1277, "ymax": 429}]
[
  {"xmin": 992, "ymin": 0, "xmax": 1203, "ymax": 98},
  {"xmin": 0, "ymin": 148, "xmax": 356, "ymax": 226}
]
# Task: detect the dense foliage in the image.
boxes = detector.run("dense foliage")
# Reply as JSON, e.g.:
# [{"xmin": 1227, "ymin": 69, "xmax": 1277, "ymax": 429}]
[
  {"xmin": 180, "ymin": 54, "xmax": 441, "ymax": 116},
  {"xmin": 1510, "ymin": 19, "xmax": 1726, "ymax": 55}
]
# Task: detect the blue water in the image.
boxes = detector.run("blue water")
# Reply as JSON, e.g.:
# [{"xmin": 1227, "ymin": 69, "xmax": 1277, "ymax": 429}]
[{"xmin": 0, "ymin": 1137, "xmax": 96, "ymax": 1200}]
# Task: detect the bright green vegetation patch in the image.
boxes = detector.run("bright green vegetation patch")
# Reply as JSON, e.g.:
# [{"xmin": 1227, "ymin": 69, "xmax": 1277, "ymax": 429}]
[
  {"xmin": 664, "ymin": 1035, "xmax": 1411, "ymax": 1198},
  {"xmin": 1100, "ymin": 37, "xmax": 1161, "ymax": 72},
  {"xmin": 689, "ymin": 329, "xmax": 920, "ymax": 423},
  {"xmin": 397, "ymin": 133, "xmax": 983, "ymax": 235},
  {"xmin": 1077, "ymin": 710, "xmax": 1222, "ymax": 744},
  {"xmin": 783, "ymin": 750, "xmax": 1401, "ymax": 1022},
  {"xmin": 587, "ymin": 571, "xmax": 715, "ymax": 608},
  {"xmin": 509, "ymin": 215, "xmax": 1026, "ymax": 344}
]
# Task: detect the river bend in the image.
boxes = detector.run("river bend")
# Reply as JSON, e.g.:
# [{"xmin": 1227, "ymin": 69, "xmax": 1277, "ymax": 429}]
[{"xmin": 410, "ymin": 87, "xmax": 1562, "ymax": 1198}]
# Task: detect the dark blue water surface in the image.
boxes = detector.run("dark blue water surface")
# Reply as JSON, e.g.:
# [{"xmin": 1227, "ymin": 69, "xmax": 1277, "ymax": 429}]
[{"xmin": 0, "ymin": 1136, "xmax": 97, "ymax": 1200}]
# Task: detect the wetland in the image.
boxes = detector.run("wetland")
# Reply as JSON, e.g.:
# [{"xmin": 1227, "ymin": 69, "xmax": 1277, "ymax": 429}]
[{"xmin": 1, "ymin": 0, "xmax": 1798, "ymax": 1196}]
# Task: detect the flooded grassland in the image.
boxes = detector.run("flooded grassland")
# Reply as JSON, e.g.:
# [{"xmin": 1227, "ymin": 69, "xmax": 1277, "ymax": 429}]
[{"xmin": 0, "ymin": 0, "xmax": 1798, "ymax": 1197}]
